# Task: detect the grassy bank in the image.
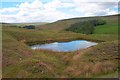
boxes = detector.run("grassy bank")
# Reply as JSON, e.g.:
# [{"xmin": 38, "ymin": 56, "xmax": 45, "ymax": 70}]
[{"xmin": 2, "ymin": 15, "xmax": 119, "ymax": 78}]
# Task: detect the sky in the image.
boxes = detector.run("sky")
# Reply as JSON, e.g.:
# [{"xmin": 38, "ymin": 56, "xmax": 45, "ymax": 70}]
[{"xmin": 0, "ymin": 0, "xmax": 119, "ymax": 23}]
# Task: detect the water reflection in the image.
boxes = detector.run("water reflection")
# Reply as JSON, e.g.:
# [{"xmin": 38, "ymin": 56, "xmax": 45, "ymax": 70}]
[{"xmin": 30, "ymin": 40, "xmax": 98, "ymax": 52}]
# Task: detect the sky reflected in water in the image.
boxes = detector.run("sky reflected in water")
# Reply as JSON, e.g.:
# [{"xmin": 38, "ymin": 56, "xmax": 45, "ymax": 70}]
[{"xmin": 30, "ymin": 40, "xmax": 98, "ymax": 52}]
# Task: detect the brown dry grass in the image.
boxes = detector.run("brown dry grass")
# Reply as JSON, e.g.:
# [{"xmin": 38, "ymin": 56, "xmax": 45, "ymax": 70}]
[{"xmin": 92, "ymin": 61, "xmax": 117, "ymax": 75}]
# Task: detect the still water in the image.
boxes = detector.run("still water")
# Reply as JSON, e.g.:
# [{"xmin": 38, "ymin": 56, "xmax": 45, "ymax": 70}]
[{"xmin": 30, "ymin": 40, "xmax": 97, "ymax": 52}]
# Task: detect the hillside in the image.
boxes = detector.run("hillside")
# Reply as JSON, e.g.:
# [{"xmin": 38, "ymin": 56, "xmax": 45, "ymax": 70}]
[
  {"xmin": 2, "ymin": 14, "xmax": 119, "ymax": 78},
  {"xmin": 11, "ymin": 22, "xmax": 48, "ymax": 27},
  {"xmin": 65, "ymin": 18, "xmax": 106, "ymax": 34},
  {"xmin": 38, "ymin": 15, "xmax": 118, "ymax": 32}
]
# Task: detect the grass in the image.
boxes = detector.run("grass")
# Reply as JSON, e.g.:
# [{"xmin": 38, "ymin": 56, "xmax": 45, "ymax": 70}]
[
  {"xmin": 2, "ymin": 14, "xmax": 119, "ymax": 78},
  {"xmin": 94, "ymin": 22, "xmax": 118, "ymax": 34},
  {"xmin": 63, "ymin": 40, "xmax": 118, "ymax": 78}
]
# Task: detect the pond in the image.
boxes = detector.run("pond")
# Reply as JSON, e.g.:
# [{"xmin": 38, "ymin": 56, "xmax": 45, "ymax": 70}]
[{"xmin": 30, "ymin": 40, "xmax": 98, "ymax": 52}]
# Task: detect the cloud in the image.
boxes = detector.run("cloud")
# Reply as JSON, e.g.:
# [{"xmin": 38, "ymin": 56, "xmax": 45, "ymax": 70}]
[
  {"xmin": 1, "ymin": 0, "xmax": 74, "ymax": 23},
  {"xmin": 19, "ymin": 0, "xmax": 43, "ymax": 10},
  {"xmin": 0, "ymin": 0, "xmax": 118, "ymax": 23},
  {"xmin": 0, "ymin": 14, "xmax": 18, "ymax": 22},
  {"xmin": 72, "ymin": 0, "xmax": 119, "ymax": 2},
  {"xmin": 0, "ymin": 7, "xmax": 18, "ymax": 14},
  {"xmin": 73, "ymin": 1, "xmax": 118, "ymax": 16},
  {"xmin": 44, "ymin": 0, "xmax": 74, "ymax": 9},
  {"xmin": 106, "ymin": 9, "xmax": 118, "ymax": 15}
]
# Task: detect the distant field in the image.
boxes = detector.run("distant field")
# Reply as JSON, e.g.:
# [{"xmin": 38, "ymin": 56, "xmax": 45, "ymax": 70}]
[
  {"xmin": 12, "ymin": 22, "xmax": 48, "ymax": 27},
  {"xmin": 94, "ymin": 22, "xmax": 118, "ymax": 34}
]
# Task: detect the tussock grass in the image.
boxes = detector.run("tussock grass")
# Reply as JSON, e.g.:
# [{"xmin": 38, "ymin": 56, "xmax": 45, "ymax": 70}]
[{"xmin": 92, "ymin": 61, "xmax": 116, "ymax": 75}]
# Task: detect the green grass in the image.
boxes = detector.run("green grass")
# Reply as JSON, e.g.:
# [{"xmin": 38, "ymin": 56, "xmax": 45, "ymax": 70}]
[{"xmin": 94, "ymin": 22, "xmax": 118, "ymax": 34}]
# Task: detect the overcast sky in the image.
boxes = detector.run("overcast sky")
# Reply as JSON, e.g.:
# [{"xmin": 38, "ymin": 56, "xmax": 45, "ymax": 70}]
[{"xmin": 0, "ymin": 0, "xmax": 119, "ymax": 23}]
